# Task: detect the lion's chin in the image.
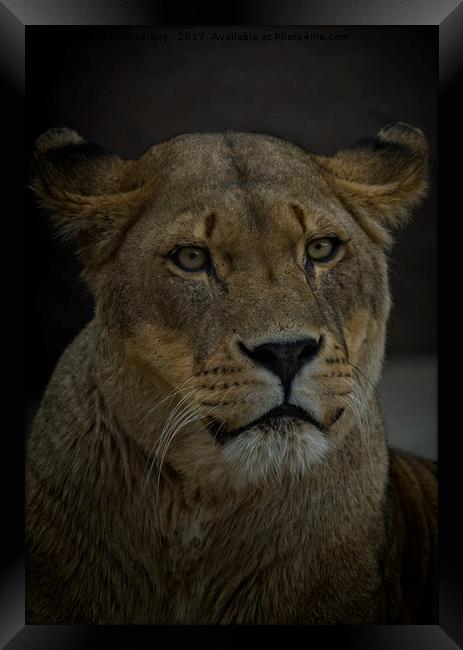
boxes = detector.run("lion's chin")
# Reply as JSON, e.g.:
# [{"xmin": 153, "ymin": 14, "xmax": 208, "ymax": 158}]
[{"xmin": 218, "ymin": 420, "xmax": 332, "ymax": 488}]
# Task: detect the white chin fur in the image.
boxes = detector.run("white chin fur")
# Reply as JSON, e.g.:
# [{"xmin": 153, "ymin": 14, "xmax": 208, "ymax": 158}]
[{"xmin": 219, "ymin": 421, "xmax": 332, "ymax": 488}]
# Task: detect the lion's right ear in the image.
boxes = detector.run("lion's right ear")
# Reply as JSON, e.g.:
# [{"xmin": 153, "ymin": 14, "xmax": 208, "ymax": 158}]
[{"xmin": 30, "ymin": 128, "xmax": 150, "ymax": 278}]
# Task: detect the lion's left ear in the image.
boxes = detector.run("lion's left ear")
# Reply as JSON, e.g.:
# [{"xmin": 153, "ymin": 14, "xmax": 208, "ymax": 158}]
[{"xmin": 316, "ymin": 123, "xmax": 429, "ymax": 245}]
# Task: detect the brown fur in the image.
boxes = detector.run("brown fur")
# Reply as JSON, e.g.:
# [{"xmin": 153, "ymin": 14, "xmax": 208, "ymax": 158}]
[{"xmin": 26, "ymin": 123, "xmax": 436, "ymax": 624}]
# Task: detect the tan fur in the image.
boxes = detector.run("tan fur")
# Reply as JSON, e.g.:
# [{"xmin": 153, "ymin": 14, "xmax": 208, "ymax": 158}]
[{"xmin": 26, "ymin": 123, "xmax": 436, "ymax": 623}]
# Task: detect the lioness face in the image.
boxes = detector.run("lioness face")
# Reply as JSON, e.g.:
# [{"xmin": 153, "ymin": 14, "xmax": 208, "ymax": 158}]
[{"xmin": 32, "ymin": 126, "xmax": 428, "ymax": 487}]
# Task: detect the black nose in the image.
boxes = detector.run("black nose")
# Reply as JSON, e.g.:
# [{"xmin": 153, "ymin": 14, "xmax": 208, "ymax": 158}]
[{"xmin": 239, "ymin": 336, "xmax": 323, "ymax": 399}]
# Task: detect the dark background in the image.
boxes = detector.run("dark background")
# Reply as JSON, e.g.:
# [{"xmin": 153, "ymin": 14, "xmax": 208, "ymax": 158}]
[
  {"xmin": 6, "ymin": 4, "xmax": 460, "ymax": 644},
  {"xmin": 26, "ymin": 26, "xmax": 437, "ymax": 429}
]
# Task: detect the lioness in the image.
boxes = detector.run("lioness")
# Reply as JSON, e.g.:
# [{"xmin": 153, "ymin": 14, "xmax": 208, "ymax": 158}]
[{"xmin": 26, "ymin": 123, "xmax": 437, "ymax": 624}]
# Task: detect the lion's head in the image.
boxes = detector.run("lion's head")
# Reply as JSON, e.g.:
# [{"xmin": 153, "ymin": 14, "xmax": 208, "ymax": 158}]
[{"xmin": 31, "ymin": 124, "xmax": 428, "ymax": 489}]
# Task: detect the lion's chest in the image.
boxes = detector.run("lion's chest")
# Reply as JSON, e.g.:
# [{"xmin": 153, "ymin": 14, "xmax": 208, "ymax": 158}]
[
  {"xmin": 149, "ymin": 501, "xmax": 383, "ymax": 624},
  {"xmin": 158, "ymin": 517, "xmax": 308, "ymax": 624}
]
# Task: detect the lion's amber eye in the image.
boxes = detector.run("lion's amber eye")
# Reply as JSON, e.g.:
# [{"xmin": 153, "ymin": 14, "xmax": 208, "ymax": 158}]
[
  {"xmin": 306, "ymin": 237, "xmax": 340, "ymax": 263},
  {"xmin": 170, "ymin": 246, "xmax": 210, "ymax": 272}
]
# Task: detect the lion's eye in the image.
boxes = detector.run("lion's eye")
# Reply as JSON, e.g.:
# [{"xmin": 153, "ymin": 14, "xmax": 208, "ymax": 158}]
[
  {"xmin": 170, "ymin": 246, "xmax": 210, "ymax": 272},
  {"xmin": 306, "ymin": 237, "xmax": 340, "ymax": 263}
]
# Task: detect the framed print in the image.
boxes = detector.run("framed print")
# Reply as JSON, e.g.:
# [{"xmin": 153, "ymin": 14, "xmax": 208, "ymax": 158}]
[{"xmin": 1, "ymin": 1, "xmax": 462, "ymax": 647}]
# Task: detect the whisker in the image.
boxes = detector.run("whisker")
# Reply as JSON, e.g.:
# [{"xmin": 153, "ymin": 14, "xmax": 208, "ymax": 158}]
[
  {"xmin": 142, "ymin": 383, "xmax": 199, "ymax": 477},
  {"xmin": 146, "ymin": 386, "xmax": 238, "ymax": 497},
  {"xmin": 152, "ymin": 402, "xmax": 210, "ymax": 495},
  {"xmin": 152, "ymin": 399, "xmax": 237, "ymax": 495},
  {"xmin": 348, "ymin": 360, "xmax": 415, "ymax": 433},
  {"xmin": 347, "ymin": 362, "xmax": 385, "ymax": 402},
  {"xmin": 138, "ymin": 378, "xmax": 198, "ymax": 433},
  {"xmin": 144, "ymin": 390, "xmax": 201, "ymax": 487},
  {"xmin": 336, "ymin": 390, "xmax": 376, "ymax": 480}
]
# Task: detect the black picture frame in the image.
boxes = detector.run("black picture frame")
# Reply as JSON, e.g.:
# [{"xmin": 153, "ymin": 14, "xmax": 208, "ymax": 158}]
[{"xmin": 2, "ymin": 1, "xmax": 462, "ymax": 647}]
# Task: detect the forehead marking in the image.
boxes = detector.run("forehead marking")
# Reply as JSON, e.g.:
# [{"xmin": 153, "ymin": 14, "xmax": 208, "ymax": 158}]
[
  {"xmin": 223, "ymin": 134, "xmax": 262, "ymax": 233},
  {"xmin": 291, "ymin": 203, "xmax": 307, "ymax": 234},
  {"xmin": 204, "ymin": 212, "xmax": 217, "ymax": 239}
]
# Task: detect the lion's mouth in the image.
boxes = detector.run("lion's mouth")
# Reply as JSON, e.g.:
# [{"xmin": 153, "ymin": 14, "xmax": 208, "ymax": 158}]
[{"xmin": 211, "ymin": 405, "xmax": 344, "ymax": 442}]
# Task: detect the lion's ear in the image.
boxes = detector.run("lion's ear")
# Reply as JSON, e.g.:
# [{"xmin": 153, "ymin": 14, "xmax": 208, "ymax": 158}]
[
  {"xmin": 316, "ymin": 123, "xmax": 429, "ymax": 246},
  {"xmin": 30, "ymin": 128, "xmax": 150, "ymax": 278}
]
